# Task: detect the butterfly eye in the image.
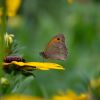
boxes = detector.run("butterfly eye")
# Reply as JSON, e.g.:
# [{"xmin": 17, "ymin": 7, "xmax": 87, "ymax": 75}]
[{"xmin": 57, "ymin": 38, "xmax": 60, "ymax": 40}]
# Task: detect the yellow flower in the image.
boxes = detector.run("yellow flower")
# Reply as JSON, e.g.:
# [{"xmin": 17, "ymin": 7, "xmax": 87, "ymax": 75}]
[
  {"xmin": 1, "ymin": 95, "xmax": 43, "ymax": 100},
  {"xmin": 4, "ymin": 32, "xmax": 14, "ymax": 47},
  {"xmin": 8, "ymin": 16, "xmax": 23, "ymax": 28},
  {"xmin": 90, "ymin": 78, "xmax": 100, "ymax": 88},
  {"xmin": 6, "ymin": 0, "xmax": 21, "ymax": 17},
  {"xmin": 0, "ymin": 77, "xmax": 9, "ymax": 85},
  {"xmin": 4, "ymin": 61, "xmax": 64, "ymax": 70},
  {"xmin": 67, "ymin": 0, "xmax": 74, "ymax": 5},
  {"xmin": 90, "ymin": 78, "xmax": 100, "ymax": 99},
  {"xmin": 52, "ymin": 91, "xmax": 89, "ymax": 100}
]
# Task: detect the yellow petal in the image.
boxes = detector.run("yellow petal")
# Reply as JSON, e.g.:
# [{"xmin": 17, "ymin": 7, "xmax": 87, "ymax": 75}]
[
  {"xmin": 10, "ymin": 61, "xmax": 64, "ymax": 70},
  {"xmin": 6, "ymin": 0, "xmax": 21, "ymax": 17}
]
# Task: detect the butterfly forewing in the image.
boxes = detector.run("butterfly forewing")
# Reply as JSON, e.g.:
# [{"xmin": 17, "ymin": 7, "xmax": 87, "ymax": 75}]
[{"xmin": 42, "ymin": 34, "xmax": 67, "ymax": 60}]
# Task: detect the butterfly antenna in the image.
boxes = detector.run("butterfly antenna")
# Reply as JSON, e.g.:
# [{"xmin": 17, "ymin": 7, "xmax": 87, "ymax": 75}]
[
  {"xmin": 42, "ymin": 57, "xmax": 45, "ymax": 62},
  {"xmin": 40, "ymin": 52, "xmax": 45, "ymax": 62}
]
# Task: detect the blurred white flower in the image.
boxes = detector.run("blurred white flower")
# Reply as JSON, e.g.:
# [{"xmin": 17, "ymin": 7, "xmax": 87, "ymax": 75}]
[
  {"xmin": 0, "ymin": 77, "xmax": 9, "ymax": 85},
  {"xmin": 4, "ymin": 32, "xmax": 14, "ymax": 46}
]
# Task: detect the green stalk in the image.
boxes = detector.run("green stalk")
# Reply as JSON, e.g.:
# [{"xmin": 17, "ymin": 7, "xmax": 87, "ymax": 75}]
[
  {"xmin": 0, "ymin": 0, "xmax": 7, "ymax": 96},
  {"xmin": 0, "ymin": 0, "xmax": 6, "ymax": 76}
]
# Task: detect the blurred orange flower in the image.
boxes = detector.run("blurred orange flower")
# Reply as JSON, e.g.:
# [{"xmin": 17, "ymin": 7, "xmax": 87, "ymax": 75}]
[
  {"xmin": 0, "ymin": 8, "xmax": 3, "ymax": 16},
  {"xmin": 0, "ymin": 8, "xmax": 3, "ymax": 24}
]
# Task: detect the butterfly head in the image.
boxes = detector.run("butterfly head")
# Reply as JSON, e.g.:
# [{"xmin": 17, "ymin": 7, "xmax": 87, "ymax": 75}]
[{"xmin": 53, "ymin": 34, "xmax": 65, "ymax": 42}]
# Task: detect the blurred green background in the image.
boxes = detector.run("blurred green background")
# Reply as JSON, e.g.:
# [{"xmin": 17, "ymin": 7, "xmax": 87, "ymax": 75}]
[{"xmin": 2, "ymin": 0, "xmax": 100, "ymax": 98}]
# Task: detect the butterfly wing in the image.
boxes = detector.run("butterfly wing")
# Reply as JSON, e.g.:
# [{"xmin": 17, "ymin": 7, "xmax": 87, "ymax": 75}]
[{"xmin": 43, "ymin": 34, "xmax": 67, "ymax": 60}]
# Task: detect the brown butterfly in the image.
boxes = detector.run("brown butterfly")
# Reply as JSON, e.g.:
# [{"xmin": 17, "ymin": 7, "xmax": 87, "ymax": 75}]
[{"xmin": 40, "ymin": 34, "xmax": 67, "ymax": 60}]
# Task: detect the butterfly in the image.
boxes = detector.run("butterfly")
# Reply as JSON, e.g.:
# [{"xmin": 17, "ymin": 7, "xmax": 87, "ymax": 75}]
[{"xmin": 40, "ymin": 34, "xmax": 67, "ymax": 60}]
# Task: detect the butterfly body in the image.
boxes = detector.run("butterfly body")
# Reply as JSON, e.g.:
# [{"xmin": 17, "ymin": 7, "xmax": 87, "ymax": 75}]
[{"xmin": 40, "ymin": 34, "xmax": 67, "ymax": 60}]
